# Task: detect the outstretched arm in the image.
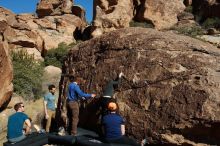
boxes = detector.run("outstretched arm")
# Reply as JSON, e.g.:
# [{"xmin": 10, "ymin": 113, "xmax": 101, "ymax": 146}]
[
  {"xmin": 112, "ymin": 72, "xmax": 124, "ymax": 85},
  {"xmin": 75, "ymin": 84, "xmax": 93, "ymax": 99}
]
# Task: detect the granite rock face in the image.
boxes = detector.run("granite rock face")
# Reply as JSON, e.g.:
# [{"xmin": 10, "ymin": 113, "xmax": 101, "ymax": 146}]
[
  {"xmin": 58, "ymin": 27, "xmax": 220, "ymax": 144},
  {"xmin": 92, "ymin": 0, "xmax": 134, "ymax": 37},
  {"xmin": 135, "ymin": 0, "xmax": 185, "ymax": 30},
  {"xmin": 36, "ymin": 0, "xmax": 73, "ymax": 18},
  {"xmin": 92, "ymin": 0, "xmax": 185, "ymax": 37},
  {"xmin": 0, "ymin": 4, "xmax": 86, "ymax": 60},
  {"xmin": 0, "ymin": 41, "xmax": 13, "ymax": 111},
  {"xmin": 0, "ymin": 4, "xmax": 86, "ymax": 110}
]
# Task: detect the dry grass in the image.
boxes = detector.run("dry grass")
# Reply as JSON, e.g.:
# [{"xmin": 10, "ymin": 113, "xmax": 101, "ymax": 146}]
[{"xmin": 0, "ymin": 98, "xmax": 45, "ymax": 145}]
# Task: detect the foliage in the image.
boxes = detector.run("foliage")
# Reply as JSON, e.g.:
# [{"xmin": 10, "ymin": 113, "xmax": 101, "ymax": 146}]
[
  {"xmin": 202, "ymin": 17, "xmax": 220, "ymax": 29},
  {"xmin": 172, "ymin": 25, "xmax": 204, "ymax": 37},
  {"xmin": 184, "ymin": 6, "xmax": 193, "ymax": 13},
  {"xmin": 44, "ymin": 42, "xmax": 75, "ymax": 68},
  {"xmin": 129, "ymin": 20, "xmax": 154, "ymax": 28},
  {"xmin": 12, "ymin": 50, "xmax": 44, "ymax": 100}
]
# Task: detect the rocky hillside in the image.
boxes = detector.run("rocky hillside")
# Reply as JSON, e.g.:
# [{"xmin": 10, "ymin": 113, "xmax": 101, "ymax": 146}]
[
  {"xmin": 91, "ymin": 0, "xmax": 185, "ymax": 37},
  {"xmin": 0, "ymin": 0, "xmax": 86, "ymax": 60},
  {"xmin": 57, "ymin": 27, "xmax": 220, "ymax": 145},
  {"xmin": 1, "ymin": 0, "xmax": 220, "ymax": 145},
  {"xmin": 91, "ymin": 0, "xmax": 220, "ymax": 39},
  {"xmin": 0, "ymin": 0, "xmax": 86, "ymax": 109}
]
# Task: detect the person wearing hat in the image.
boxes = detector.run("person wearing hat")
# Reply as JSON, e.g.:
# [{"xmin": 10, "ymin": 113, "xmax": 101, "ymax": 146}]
[
  {"xmin": 67, "ymin": 75, "xmax": 96, "ymax": 136},
  {"xmin": 102, "ymin": 102, "xmax": 141, "ymax": 146}
]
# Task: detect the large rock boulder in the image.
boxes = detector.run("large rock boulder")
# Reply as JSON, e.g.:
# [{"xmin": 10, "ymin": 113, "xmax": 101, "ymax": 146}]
[
  {"xmin": 92, "ymin": 0, "xmax": 134, "ymax": 37},
  {"xmin": 33, "ymin": 14, "xmax": 83, "ymax": 52},
  {"xmin": 42, "ymin": 65, "xmax": 62, "ymax": 93},
  {"xmin": 0, "ymin": 2, "xmax": 86, "ymax": 59},
  {"xmin": 57, "ymin": 27, "xmax": 220, "ymax": 144},
  {"xmin": 92, "ymin": 0, "xmax": 185, "ymax": 36},
  {"xmin": 36, "ymin": 0, "xmax": 73, "ymax": 18},
  {"xmin": 135, "ymin": 0, "xmax": 185, "ymax": 30},
  {"xmin": 0, "ymin": 41, "xmax": 13, "ymax": 111}
]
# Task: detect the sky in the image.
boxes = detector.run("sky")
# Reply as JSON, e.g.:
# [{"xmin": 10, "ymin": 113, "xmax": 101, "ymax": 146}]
[{"xmin": 0, "ymin": 0, "xmax": 93, "ymax": 22}]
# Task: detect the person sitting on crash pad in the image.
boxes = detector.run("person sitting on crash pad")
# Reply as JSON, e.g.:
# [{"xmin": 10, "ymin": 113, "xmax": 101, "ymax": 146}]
[
  {"xmin": 7, "ymin": 102, "xmax": 31, "ymax": 143},
  {"xmin": 102, "ymin": 102, "xmax": 141, "ymax": 146},
  {"xmin": 100, "ymin": 72, "xmax": 124, "ymax": 116}
]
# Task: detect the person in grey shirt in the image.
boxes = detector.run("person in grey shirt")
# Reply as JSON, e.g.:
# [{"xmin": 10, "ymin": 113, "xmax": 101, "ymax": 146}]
[{"xmin": 100, "ymin": 72, "xmax": 124, "ymax": 116}]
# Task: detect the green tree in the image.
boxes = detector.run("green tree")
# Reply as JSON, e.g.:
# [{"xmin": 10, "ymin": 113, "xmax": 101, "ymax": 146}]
[
  {"xmin": 202, "ymin": 17, "xmax": 220, "ymax": 29},
  {"xmin": 12, "ymin": 50, "xmax": 44, "ymax": 99},
  {"xmin": 44, "ymin": 42, "xmax": 76, "ymax": 68}
]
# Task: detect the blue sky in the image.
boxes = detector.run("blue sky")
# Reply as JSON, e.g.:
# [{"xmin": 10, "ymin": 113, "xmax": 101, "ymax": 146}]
[{"xmin": 0, "ymin": 0, "xmax": 93, "ymax": 22}]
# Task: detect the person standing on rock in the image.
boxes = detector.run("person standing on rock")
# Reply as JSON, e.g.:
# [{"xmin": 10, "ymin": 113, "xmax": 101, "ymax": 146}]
[
  {"xmin": 44, "ymin": 84, "xmax": 57, "ymax": 132},
  {"xmin": 67, "ymin": 75, "xmax": 96, "ymax": 136},
  {"xmin": 102, "ymin": 101, "xmax": 140, "ymax": 146},
  {"xmin": 7, "ymin": 102, "xmax": 31, "ymax": 143},
  {"xmin": 100, "ymin": 72, "xmax": 124, "ymax": 116}
]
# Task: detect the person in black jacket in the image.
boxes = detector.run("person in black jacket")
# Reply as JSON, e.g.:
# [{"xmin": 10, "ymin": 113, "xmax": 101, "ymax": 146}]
[{"xmin": 100, "ymin": 72, "xmax": 124, "ymax": 116}]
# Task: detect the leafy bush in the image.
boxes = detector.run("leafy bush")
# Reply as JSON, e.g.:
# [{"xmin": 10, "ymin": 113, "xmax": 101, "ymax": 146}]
[
  {"xmin": 129, "ymin": 20, "xmax": 154, "ymax": 28},
  {"xmin": 185, "ymin": 6, "xmax": 193, "ymax": 13},
  {"xmin": 172, "ymin": 25, "xmax": 204, "ymax": 37},
  {"xmin": 202, "ymin": 17, "xmax": 220, "ymax": 29},
  {"xmin": 12, "ymin": 50, "xmax": 44, "ymax": 99},
  {"xmin": 44, "ymin": 42, "xmax": 76, "ymax": 68}
]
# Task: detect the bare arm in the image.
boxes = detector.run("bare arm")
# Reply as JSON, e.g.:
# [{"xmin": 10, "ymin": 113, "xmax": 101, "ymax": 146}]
[
  {"xmin": 121, "ymin": 124, "xmax": 125, "ymax": 135},
  {"xmin": 24, "ymin": 119, "xmax": 31, "ymax": 134},
  {"xmin": 112, "ymin": 72, "xmax": 124, "ymax": 85},
  {"xmin": 43, "ymin": 100, "xmax": 49, "ymax": 119}
]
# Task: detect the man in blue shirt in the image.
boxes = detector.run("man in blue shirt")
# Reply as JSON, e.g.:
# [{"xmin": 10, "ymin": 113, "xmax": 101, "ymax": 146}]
[
  {"xmin": 44, "ymin": 84, "xmax": 56, "ymax": 132},
  {"xmin": 67, "ymin": 75, "xmax": 96, "ymax": 136},
  {"xmin": 7, "ymin": 102, "xmax": 31, "ymax": 143},
  {"xmin": 102, "ymin": 102, "xmax": 140, "ymax": 146}
]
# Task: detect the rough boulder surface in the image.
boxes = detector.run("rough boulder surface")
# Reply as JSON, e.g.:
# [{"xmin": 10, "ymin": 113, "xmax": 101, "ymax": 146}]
[
  {"xmin": 57, "ymin": 27, "xmax": 220, "ymax": 144},
  {"xmin": 36, "ymin": 0, "xmax": 73, "ymax": 18},
  {"xmin": 92, "ymin": 0, "xmax": 133, "ymax": 37},
  {"xmin": 92, "ymin": 0, "xmax": 185, "ymax": 36},
  {"xmin": 0, "ymin": 41, "xmax": 13, "ymax": 111},
  {"xmin": 135, "ymin": 0, "xmax": 185, "ymax": 30},
  {"xmin": 0, "ymin": 3, "xmax": 86, "ymax": 60}
]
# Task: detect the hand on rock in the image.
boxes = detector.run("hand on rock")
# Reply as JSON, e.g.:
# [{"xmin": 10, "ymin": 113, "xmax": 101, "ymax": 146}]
[
  {"xmin": 119, "ymin": 72, "xmax": 124, "ymax": 78},
  {"xmin": 91, "ymin": 94, "xmax": 96, "ymax": 98}
]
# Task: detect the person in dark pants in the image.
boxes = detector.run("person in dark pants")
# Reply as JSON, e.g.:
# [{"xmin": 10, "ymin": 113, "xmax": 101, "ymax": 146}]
[
  {"xmin": 102, "ymin": 102, "xmax": 141, "ymax": 146},
  {"xmin": 7, "ymin": 102, "xmax": 31, "ymax": 143},
  {"xmin": 100, "ymin": 72, "xmax": 124, "ymax": 116},
  {"xmin": 67, "ymin": 75, "xmax": 96, "ymax": 136}
]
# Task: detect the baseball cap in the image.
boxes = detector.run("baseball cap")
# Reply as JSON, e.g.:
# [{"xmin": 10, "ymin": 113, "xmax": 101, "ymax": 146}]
[{"xmin": 108, "ymin": 102, "xmax": 117, "ymax": 111}]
